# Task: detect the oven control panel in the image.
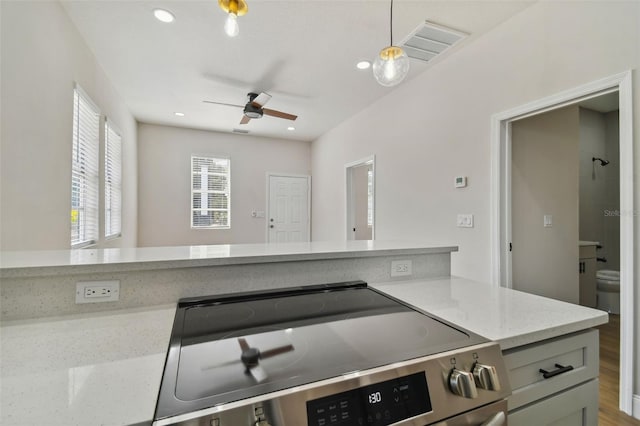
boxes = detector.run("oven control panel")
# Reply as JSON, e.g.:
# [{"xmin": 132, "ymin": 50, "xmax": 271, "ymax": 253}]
[{"xmin": 306, "ymin": 372, "xmax": 431, "ymax": 426}]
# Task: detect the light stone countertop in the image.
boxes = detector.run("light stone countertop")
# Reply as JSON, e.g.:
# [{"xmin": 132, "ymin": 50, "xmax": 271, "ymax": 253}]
[
  {"xmin": 0, "ymin": 241, "xmax": 457, "ymax": 276},
  {"xmin": 0, "ymin": 277, "xmax": 607, "ymax": 425},
  {"xmin": 0, "ymin": 304, "xmax": 176, "ymax": 426},
  {"xmin": 371, "ymin": 277, "xmax": 608, "ymax": 350}
]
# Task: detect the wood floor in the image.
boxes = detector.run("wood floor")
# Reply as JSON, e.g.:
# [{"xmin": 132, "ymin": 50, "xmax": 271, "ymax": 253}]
[{"xmin": 596, "ymin": 314, "xmax": 639, "ymax": 425}]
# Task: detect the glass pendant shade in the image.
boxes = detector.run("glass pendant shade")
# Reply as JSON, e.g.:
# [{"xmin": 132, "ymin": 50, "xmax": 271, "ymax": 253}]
[{"xmin": 373, "ymin": 46, "xmax": 410, "ymax": 87}]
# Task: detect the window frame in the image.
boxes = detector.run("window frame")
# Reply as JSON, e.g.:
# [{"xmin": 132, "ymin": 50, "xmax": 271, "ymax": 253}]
[
  {"xmin": 104, "ymin": 118, "xmax": 122, "ymax": 239},
  {"xmin": 70, "ymin": 85, "xmax": 101, "ymax": 248},
  {"xmin": 190, "ymin": 155, "xmax": 231, "ymax": 229}
]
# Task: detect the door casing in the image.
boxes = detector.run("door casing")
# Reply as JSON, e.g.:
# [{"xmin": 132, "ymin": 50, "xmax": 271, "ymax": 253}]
[
  {"xmin": 490, "ymin": 71, "xmax": 634, "ymax": 415},
  {"xmin": 345, "ymin": 155, "xmax": 375, "ymax": 240}
]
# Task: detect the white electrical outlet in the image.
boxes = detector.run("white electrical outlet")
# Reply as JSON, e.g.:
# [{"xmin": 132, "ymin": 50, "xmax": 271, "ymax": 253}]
[
  {"xmin": 457, "ymin": 214, "xmax": 474, "ymax": 228},
  {"xmin": 76, "ymin": 280, "xmax": 120, "ymax": 304},
  {"xmin": 391, "ymin": 260, "xmax": 412, "ymax": 277}
]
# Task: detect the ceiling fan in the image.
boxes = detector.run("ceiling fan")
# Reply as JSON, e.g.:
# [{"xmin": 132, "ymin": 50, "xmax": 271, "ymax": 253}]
[{"xmin": 204, "ymin": 92, "xmax": 298, "ymax": 125}]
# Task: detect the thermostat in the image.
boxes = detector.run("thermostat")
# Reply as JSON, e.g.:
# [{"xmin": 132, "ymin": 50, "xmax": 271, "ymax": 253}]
[{"xmin": 455, "ymin": 176, "xmax": 467, "ymax": 188}]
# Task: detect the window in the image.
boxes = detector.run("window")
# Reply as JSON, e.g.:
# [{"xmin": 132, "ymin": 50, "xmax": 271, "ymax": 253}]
[
  {"xmin": 71, "ymin": 87, "xmax": 100, "ymax": 247},
  {"xmin": 191, "ymin": 156, "xmax": 230, "ymax": 228},
  {"xmin": 367, "ymin": 169, "xmax": 373, "ymax": 227},
  {"xmin": 105, "ymin": 120, "xmax": 122, "ymax": 238}
]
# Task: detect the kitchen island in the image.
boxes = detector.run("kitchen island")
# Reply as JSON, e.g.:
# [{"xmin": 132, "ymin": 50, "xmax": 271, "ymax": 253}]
[{"xmin": 0, "ymin": 275, "xmax": 607, "ymax": 426}]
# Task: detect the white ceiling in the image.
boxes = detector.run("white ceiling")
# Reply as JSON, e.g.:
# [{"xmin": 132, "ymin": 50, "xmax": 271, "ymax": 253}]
[{"xmin": 61, "ymin": 0, "xmax": 534, "ymax": 142}]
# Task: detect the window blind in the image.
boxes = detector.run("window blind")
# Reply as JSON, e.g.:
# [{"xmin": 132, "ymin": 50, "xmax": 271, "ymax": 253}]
[
  {"xmin": 191, "ymin": 156, "xmax": 230, "ymax": 228},
  {"xmin": 105, "ymin": 120, "xmax": 122, "ymax": 238},
  {"xmin": 71, "ymin": 87, "xmax": 100, "ymax": 247}
]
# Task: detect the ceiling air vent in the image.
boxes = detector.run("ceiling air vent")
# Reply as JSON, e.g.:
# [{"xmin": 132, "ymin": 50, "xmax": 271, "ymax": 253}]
[
  {"xmin": 232, "ymin": 128, "xmax": 249, "ymax": 134},
  {"xmin": 400, "ymin": 21, "xmax": 467, "ymax": 63}
]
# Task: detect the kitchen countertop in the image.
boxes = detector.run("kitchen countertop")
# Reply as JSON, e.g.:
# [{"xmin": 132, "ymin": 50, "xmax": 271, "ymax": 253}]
[
  {"xmin": 0, "ymin": 277, "xmax": 608, "ymax": 425},
  {"xmin": 0, "ymin": 241, "xmax": 457, "ymax": 277},
  {"xmin": 371, "ymin": 277, "xmax": 608, "ymax": 350}
]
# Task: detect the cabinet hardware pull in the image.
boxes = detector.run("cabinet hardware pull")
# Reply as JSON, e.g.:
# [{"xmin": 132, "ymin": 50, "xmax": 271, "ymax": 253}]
[{"xmin": 539, "ymin": 363, "xmax": 574, "ymax": 379}]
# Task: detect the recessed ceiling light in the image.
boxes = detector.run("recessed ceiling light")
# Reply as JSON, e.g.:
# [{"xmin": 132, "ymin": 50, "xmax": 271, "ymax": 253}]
[
  {"xmin": 356, "ymin": 60, "xmax": 371, "ymax": 70},
  {"xmin": 153, "ymin": 9, "xmax": 175, "ymax": 23},
  {"xmin": 287, "ymin": 126, "xmax": 295, "ymax": 131},
  {"xmin": 174, "ymin": 112, "xmax": 185, "ymax": 117}
]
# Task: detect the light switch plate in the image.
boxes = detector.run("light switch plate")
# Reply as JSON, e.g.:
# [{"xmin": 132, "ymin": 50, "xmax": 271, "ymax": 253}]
[
  {"xmin": 457, "ymin": 214, "xmax": 474, "ymax": 228},
  {"xmin": 544, "ymin": 215, "xmax": 553, "ymax": 227},
  {"xmin": 455, "ymin": 176, "xmax": 467, "ymax": 188}
]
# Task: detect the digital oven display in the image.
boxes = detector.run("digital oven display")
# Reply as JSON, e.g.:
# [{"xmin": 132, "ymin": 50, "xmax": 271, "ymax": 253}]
[{"xmin": 306, "ymin": 372, "xmax": 432, "ymax": 426}]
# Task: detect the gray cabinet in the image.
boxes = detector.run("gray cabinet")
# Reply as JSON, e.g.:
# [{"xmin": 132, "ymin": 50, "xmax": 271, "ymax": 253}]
[
  {"xmin": 579, "ymin": 245, "xmax": 597, "ymax": 308},
  {"xmin": 504, "ymin": 329, "xmax": 599, "ymax": 425}
]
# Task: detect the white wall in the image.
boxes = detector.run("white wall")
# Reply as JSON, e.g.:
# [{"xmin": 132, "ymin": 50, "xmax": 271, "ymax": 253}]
[
  {"xmin": 512, "ymin": 106, "xmax": 579, "ymax": 304},
  {"xmin": 137, "ymin": 123, "xmax": 311, "ymax": 246},
  {"xmin": 0, "ymin": 1, "xmax": 137, "ymax": 250},
  {"xmin": 310, "ymin": 0, "xmax": 640, "ymax": 397}
]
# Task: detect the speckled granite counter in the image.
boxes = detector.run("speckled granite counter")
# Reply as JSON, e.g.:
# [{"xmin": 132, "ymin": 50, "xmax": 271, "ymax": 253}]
[
  {"xmin": 0, "ymin": 241, "xmax": 457, "ymax": 276},
  {"xmin": 371, "ymin": 277, "xmax": 608, "ymax": 350},
  {"xmin": 0, "ymin": 241, "xmax": 456, "ymax": 320},
  {"xmin": 0, "ymin": 277, "xmax": 607, "ymax": 425}
]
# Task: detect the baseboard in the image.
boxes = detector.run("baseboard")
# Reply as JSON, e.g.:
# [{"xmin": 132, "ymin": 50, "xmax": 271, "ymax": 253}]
[{"xmin": 633, "ymin": 394, "xmax": 640, "ymax": 420}]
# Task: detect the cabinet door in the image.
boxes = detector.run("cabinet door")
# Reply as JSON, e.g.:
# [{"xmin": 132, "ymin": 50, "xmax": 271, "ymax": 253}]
[
  {"xmin": 579, "ymin": 258, "xmax": 597, "ymax": 308},
  {"xmin": 508, "ymin": 379, "xmax": 598, "ymax": 426}
]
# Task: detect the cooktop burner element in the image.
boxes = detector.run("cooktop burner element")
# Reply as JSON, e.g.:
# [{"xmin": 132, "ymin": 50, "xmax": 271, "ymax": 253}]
[{"xmin": 154, "ymin": 281, "xmax": 511, "ymax": 426}]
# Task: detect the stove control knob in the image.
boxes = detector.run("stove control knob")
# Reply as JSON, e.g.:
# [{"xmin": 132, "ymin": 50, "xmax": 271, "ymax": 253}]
[
  {"xmin": 473, "ymin": 363, "xmax": 501, "ymax": 391},
  {"xmin": 448, "ymin": 368, "xmax": 478, "ymax": 398}
]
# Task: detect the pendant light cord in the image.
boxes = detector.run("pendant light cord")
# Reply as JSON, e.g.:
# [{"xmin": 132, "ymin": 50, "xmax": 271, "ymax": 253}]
[{"xmin": 390, "ymin": 0, "xmax": 394, "ymax": 46}]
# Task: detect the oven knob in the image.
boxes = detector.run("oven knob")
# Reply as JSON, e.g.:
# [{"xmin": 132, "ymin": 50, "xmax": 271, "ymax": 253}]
[
  {"xmin": 473, "ymin": 363, "xmax": 501, "ymax": 391},
  {"xmin": 448, "ymin": 368, "xmax": 478, "ymax": 398}
]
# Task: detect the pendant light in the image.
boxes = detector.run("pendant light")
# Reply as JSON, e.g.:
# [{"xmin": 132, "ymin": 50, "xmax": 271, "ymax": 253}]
[
  {"xmin": 219, "ymin": 0, "xmax": 248, "ymax": 38},
  {"xmin": 373, "ymin": 0, "xmax": 409, "ymax": 87}
]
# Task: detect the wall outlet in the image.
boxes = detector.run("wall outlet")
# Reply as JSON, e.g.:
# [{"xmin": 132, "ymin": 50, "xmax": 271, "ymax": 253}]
[
  {"xmin": 76, "ymin": 280, "xmax": 120, "ymax": 304},
  {"xmin": 391, "ymin": 260, "xmax": 412, "ymax": 277},
  {"xmin": 457, "ymin": 214, "xmax": 474, "ymax": 228}
]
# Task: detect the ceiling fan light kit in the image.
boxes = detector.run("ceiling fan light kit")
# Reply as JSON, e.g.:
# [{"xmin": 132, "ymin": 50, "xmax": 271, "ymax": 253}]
[
  {"xmin": 373, "ymin": 0, "xmax": 410, "ymax": 87},
  {"xmin": 219, "ymin": 0, "xmax": 247, "ymax": 37}
]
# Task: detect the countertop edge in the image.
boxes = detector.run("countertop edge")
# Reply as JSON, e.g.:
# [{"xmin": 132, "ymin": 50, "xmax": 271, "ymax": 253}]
[{"xmin": 0, "ymin": 243, "xmax": 459, "ymax": 277}]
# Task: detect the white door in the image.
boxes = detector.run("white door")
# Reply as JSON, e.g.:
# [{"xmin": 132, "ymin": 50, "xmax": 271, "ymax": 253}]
[{"xmin": 268, "ymin": 175, "xmax": 310, "ymax": 243}]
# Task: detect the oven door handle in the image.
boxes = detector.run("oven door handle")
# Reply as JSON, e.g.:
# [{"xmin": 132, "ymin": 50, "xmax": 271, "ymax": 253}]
[{"xmin": 479, "ymin": 411, "xmax": 506, "ymax": 426}]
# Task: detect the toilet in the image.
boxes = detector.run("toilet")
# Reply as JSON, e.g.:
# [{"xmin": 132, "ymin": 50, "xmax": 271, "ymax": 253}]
[{"xmin": 596, "ymin": 270, "xmax": 620, "ymax": 314}]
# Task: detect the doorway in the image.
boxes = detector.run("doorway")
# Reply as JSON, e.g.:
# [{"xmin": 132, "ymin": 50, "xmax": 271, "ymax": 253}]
[
  {"xmin": 266, "ymin": 174, "xmax": 310, "ymax": 243},
  {"xmin": 490, "ymin": 71, "xmax": 634, "ymax": 415},
  {"xmin": 345, "ymin": 156, "xmax": 375, "ymax": 240}
]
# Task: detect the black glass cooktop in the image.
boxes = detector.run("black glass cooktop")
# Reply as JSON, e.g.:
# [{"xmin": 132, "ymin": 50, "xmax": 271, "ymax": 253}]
[{"xmin": 155, "ymin": 281, "xmax": 487, "ymax": 421}]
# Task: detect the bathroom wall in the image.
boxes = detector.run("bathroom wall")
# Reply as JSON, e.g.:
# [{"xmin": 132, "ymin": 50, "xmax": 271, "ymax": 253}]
[{"xmin": 578, "ymin": 108, "xmax": 620, "ymax": 271}]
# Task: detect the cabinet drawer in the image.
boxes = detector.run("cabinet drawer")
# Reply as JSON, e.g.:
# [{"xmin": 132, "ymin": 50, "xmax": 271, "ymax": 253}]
[
  {"xmin": 508, "ymin": 379, "xmax": 598, "ymax": 426},
  {"xmin": 503, "ymin": 329, "xmax": 598, "ymax": 410}
]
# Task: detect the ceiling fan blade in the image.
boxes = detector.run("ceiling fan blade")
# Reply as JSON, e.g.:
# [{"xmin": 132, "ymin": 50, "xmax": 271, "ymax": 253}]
[
  {"xmin": 203, "ymin": 100, "xmax": 244, "ymax": 108},
  {"xmin": 263, "ymin": 108, "xmax": 297, "ymax": 121},
  {"xmin": 249, "ymin": 365, "xmax": 268, "ymax": 382},
  {"xmin": 238, "ymin": 337, "xmax": 250, "ymax": 351},
  {"xmin": 239, "ymin": 115, "xmax": 251, "ymax": 125},
  {"xmin": 251, "ymin": 92, "xmax": 272, "ymax": 108},
  {"xmin": 260, "ymin": 344, "xmax": 294, "ymax": 359}
]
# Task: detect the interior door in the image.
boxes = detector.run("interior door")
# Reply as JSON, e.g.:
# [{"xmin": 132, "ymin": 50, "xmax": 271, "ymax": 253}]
[{"xmin": 268, "ymin": 175, "xmax": 310, "ymax": 243}]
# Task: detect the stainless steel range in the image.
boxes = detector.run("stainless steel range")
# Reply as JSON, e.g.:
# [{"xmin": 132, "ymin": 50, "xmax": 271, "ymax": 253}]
[{"xmin": 154, "ymin": 281, "xmax": 511, "ymax": 426}]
